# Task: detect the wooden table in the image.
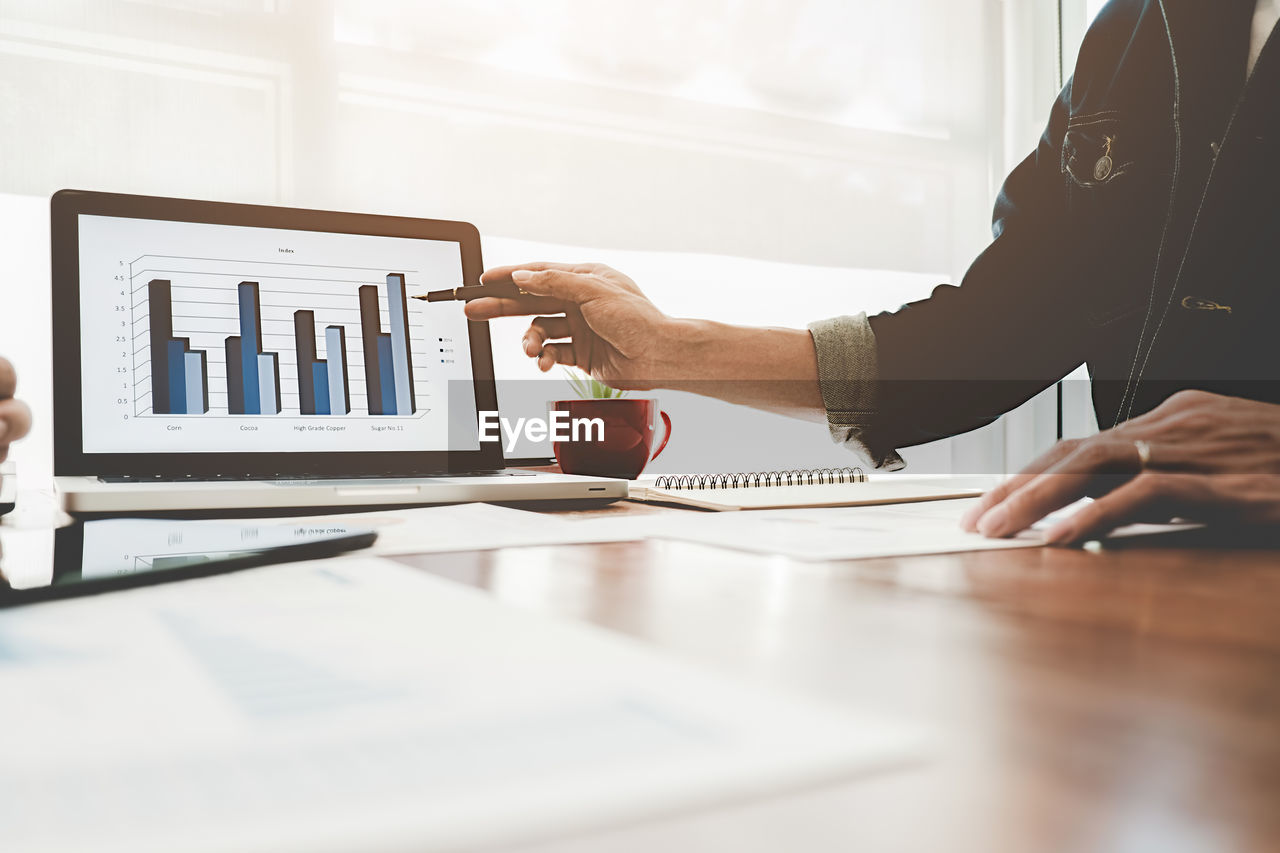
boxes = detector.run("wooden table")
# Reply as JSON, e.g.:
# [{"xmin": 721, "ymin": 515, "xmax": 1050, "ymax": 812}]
[{"xmin": 394, "ymin": 499, "xmax": 1280, "ymax": 853}]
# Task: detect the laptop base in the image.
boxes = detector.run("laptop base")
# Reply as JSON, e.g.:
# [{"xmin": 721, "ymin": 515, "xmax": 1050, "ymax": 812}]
[{"xmin": 56, "ymin": 472, "xmax": 627, "ymax": 515}]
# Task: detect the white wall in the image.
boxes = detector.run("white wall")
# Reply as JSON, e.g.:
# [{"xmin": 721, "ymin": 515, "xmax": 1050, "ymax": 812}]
[{"xmin": 0, "ymin": 0, "xmax": 1076, "ymax": 477}]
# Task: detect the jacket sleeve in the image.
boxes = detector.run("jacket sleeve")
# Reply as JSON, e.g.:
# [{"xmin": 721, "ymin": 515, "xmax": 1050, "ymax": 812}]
[{"xmin": 809, "ymin": 82, "xmax": 1092, "ymax": 463}]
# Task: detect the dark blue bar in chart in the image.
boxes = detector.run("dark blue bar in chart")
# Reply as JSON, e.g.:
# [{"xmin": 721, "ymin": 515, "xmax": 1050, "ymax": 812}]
[
  {"xmin": 237, "ymin": 283, "xmax": 263, "ymax": 415},
  {"xmin": 377, "ymin": 335, "xmax": 397, "ymax": 416},
  {"xmin": 312, "ymin": 363, "xmax": 331, "ymax": 415},
  {"xmin": 167, "ymin": 339, "xmax": 188, "ymax": 416}
]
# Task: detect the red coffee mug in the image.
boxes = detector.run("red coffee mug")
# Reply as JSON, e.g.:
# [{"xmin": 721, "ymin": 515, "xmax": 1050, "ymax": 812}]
[{"xmin": 551, "ymin": 398, "xmax": 672, "ymax": 480}]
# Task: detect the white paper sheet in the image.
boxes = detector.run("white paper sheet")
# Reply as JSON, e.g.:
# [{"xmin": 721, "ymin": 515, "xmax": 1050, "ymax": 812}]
[
  {"xmin": 595, "ymin": 498, "xmax": 1199, "ymax": 561},
  {"xmin": 263, "ymin": 502, "xmax": 640, "ymax": 555},
  {"xmin": 0, "ymin": 556, "xmax": 924, "ymax": 852}
]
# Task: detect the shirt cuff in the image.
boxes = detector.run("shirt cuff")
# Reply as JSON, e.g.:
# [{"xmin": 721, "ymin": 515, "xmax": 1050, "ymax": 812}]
[{"xmin": 807, "ymin": 313, "xmax": 905, "ymax": 470}]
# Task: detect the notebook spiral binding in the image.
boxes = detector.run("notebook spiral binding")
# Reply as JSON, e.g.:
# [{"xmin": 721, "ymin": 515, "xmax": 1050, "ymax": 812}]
[{"xmin": 651, "ymin": 467, "xmax": 867, "ymax": 490}]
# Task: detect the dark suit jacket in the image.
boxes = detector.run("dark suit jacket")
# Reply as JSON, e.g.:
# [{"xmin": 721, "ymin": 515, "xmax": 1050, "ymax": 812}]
[{"xmin": 814, "ymin": 0, "xmax": 1279, "ymax": 464}]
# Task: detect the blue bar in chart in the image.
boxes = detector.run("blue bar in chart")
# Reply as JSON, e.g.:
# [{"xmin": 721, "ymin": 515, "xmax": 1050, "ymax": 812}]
[
  {"xmin": 324, "ymin": 326, "xmax": 351, "ymax": 415},
  {"xmin": 257, "ymin": 353, "xmax": 281, "ymax": 415},
  {"xmin": 386, "ymin": 273, "xmax": 416, "ymax": 414},
  {"xmin": 184, "ymin": 351, "xmax": 208, "ymax": 414},
  {"xmin": 312, "ymin": 363, "xmax": 331, "ymax": 414},
  {"xmin": 167, "ymin": 339, "xmax": 188, "ymax": 415}
]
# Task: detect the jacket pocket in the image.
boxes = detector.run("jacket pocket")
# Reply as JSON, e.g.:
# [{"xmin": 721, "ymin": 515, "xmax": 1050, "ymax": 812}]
[{"xmin": 1061, "ymin": 112, "xmax": 1133, "ymax": 190}]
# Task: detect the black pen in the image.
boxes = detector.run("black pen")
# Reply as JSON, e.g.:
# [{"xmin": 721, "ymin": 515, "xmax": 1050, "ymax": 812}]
[{"xmin": 413, "ymin": 282, "xmax": 528, "ymax": 302}]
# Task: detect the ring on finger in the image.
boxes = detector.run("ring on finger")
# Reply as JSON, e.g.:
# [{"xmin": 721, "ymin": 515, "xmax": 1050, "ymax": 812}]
[{"xmin": 1133, "ymin": 439, "xmax": 1152, "ymax": 470}]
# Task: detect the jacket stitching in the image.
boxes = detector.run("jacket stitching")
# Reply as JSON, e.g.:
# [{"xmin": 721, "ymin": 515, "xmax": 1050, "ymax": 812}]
[
  {"xmin": 1114, "ymin": 0, "xmax": 1181, "ymax": 427},
  {"xmin": 1065, "ymin": 117, "xmax": 1121, "ymax": 129},
  {"xmin": 1090, "ymin": 298, "xmax": 1148, "ymax": 327},
  {"xmin": 1068, "ymin": 110, "xmax": 1121, "ymax": 124}
]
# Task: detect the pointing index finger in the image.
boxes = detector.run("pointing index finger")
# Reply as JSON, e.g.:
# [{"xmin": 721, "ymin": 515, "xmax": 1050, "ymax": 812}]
[
  {"xmin": 464, "ymin": 294, "xmax": 568, "ymax": 321},
  {"xmin": 511, "ymin": 269, "xmax": 612, "ymax": 303},
  {"xmin": 480, "ymin": 262, "xmax": 599, "ymax": 285}
]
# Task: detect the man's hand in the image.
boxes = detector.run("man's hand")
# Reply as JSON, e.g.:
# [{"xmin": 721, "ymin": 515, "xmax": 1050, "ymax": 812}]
[
  {"xmin": 464, "ymin": 262, "xmax": 678, "ymax": 389},
  {"xmin": 961, "ymin": 390, "xmax": 1280, "ymax": 543},
  {"xmin": 0, "ymin": 356, "xmax": 32, "ymax": 463},
  {"xmin": 464, "ymin": 260, "xmax": 826, "ymax": 417}
]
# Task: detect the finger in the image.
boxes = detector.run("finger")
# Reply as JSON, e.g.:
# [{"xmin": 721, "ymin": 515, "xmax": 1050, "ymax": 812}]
[
  {"xmin": 480, "ymin": 261, "xmax": 600, "ymax": 284},
  {"xmin": 1111, "ymin": 399, "xmax": 1179, "ymax": 431},
  {"xmin": 1042, "ymin": 472, "xmax": 1200, "ymax": 544},
  {"xmin": 537, "ymin": 342, "xmax": 578, "ymax": 372},
  {"xmin": 464, "ymin": 294, "xmax": 568, "ymax": 321},
  {"xmin": 523, "ymin": 317, "xmax": 571, "ymax": 357},
  {"xmin": 977, "ymin": 440, "xmax": 1138, "ymax": 538},
  {"xmin": 565, "ymin": 310, "xmax": 603, "ymax": 371},
  {"xmin": 0, "ymin": 357, "xmax": 15, "ymax": 400},
  {"xmin": 960, "ymin": 439, "xmax": 1082, "ymax": 531},
  {"xmin": 0, "ymin": 398, "xmax": 32, "ymax": 446},
  {"xmin": 511, "ymin": 269, "xmax": 610, "ymax": 303},
  {"xmin": 1106, "ymin": 390, "xmax": 1218, "ymax": 441}
]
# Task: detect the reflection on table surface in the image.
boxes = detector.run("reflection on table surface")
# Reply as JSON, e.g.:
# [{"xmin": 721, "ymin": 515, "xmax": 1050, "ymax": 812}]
[{"xmin": 396, "ymin": 515, "xmax": 1280, "ymax": 853}]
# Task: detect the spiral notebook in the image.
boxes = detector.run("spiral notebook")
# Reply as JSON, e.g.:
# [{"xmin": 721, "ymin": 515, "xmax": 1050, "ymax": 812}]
[{"xmin": 628, "ymin": 468, "xmax": 983, "ymax": 511}]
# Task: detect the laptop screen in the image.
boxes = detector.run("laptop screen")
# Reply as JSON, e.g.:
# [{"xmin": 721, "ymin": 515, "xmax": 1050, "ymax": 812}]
[{"xmin": 75, "ymin": 212, "xmax": 483, "ymax": 457}]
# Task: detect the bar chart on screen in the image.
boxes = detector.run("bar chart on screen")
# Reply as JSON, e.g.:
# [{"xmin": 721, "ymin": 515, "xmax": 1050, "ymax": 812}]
[
  {"xmin": 130, "ymin": 256, "xmax": 447, "ymax": 419},
  {"xmin": 79, "ymin": 215, "xmax": 478, "ymax": 454}
]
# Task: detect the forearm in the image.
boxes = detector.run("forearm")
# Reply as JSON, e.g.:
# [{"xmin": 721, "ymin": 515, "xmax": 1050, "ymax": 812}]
[{"xmin": 654, "ymin": 318, "xmax": 827, "ymax": 421}]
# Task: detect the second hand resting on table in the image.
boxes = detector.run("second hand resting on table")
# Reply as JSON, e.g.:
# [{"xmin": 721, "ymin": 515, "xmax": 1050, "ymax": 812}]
[{"xmin": 465, "ymin": 263, "xmax": 1280, "ymax": 544}]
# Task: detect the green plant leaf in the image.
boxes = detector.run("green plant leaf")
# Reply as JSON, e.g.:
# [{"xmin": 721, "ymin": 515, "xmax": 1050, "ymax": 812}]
[{"xmin": 562, "ymin": 368, "xmax": 626, "ymax": 399}]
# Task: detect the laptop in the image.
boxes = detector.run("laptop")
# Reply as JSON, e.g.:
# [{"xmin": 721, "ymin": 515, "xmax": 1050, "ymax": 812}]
[{"xmin": 51, "ymin": 190, "xmax": 627, "ymax": 514}]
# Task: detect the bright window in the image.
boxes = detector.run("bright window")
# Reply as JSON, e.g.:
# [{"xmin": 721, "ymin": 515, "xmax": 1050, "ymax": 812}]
[{"xmin": 0, "ymin": 0, "xmax": 1067, "ymax": 474}]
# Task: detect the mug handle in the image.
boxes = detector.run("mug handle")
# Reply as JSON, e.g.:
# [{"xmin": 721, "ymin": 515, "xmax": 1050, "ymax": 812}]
[{"xmin": 649, "ymin": 411, "xmax": 673, "ymax": 462}]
